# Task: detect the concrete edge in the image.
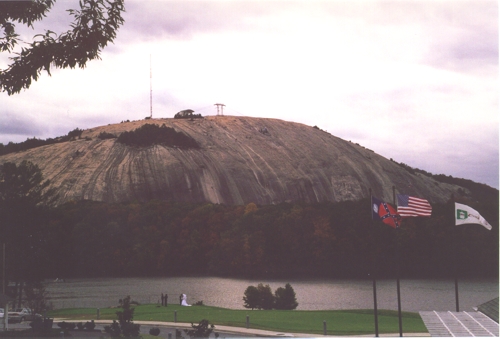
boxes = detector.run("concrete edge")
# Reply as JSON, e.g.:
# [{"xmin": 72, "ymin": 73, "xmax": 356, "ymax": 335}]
[{"xmin": 53, "ymin": 318, "xmax": 430, "ymax": 337}]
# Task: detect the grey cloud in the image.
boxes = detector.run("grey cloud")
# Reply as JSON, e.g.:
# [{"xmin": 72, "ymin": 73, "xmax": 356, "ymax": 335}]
[
  {"xmin": 122, "ymin": 2, "xmax": 236, "ymax": 40},
  {"xmin": 415, "ymin": 157, "xmax": 498, "ymax": 189},
  {"xmin": 0, "ymin": 113, "xmax": 45, "ymax": 142},
  {"xmin": 441, "ymin": 148, "xmax": 498, "ymax": 189},
  {"xmin": 389, "ymin": 148, "xmax": 499, "ymax": 189},
  {"xmin": 121, "ymin": 1, "xmax": 286, "ymax": 42},
  {"xmin": 423, "ymin": 2, "xmax": 498, "ymax": 73},
  {"xmin": 427, "ymin": 25, "xmax": 498, "ymax": 73},
  {"xmin": 451, "ymin": 34, "xmax": 498, "ymax": 61},
  {"xmin": 402, "ymin": 133, "xmax": 499, "ymax": 189},
  {"xmin": 321, "ymin": 1, "xmax": 498, "ymax": 73}
]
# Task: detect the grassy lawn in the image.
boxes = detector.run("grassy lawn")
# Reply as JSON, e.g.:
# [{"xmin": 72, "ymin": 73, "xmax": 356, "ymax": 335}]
[{"xmin": 48, "ymin": 305, "xmax": 428, "ymax": 336}]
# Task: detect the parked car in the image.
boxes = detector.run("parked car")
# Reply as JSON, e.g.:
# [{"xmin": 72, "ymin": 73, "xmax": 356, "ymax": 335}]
[
  {"xmin": 8, "ymin": 308, "xmax": 41, "ymax": 322},
  {"xmin": 5, "ymin": 309, "xmax": 21, "ymax": 323},
  {"xmin": 0, "ymin": 307, "xmax": 25, "ymax": 324}
]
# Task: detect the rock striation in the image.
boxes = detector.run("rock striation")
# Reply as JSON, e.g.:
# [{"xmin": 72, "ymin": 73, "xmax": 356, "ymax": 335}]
[{"xmin": 0, "ymin": 116, "xmax": 465, "ymax": 205}]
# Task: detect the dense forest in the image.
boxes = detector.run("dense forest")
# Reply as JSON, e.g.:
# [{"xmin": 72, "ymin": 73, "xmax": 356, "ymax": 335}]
[{"xmin": 3, "ymin": 197, "xmax": 497, "ymax": 281}]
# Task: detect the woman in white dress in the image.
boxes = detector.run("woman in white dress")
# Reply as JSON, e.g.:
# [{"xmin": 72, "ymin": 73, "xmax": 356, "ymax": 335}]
[{"xmin": 181, "ymin": 294, "xmax": 191, "ymax": 306}]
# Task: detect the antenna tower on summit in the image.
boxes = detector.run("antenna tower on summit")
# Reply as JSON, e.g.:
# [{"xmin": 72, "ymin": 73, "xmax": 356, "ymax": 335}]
[
  {"xmin": 214, "ymin": 103, "xmax": 225, "ymax": 116},
  {"xmin": 149, "ymin": 54, "xmax": 153, "ymax": 119}
]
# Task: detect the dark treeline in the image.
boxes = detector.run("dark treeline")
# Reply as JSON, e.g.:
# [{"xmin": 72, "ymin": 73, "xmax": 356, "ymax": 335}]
[
  {"xmin": 12, "ymin": 198, "xmax": 497, "ymax": 280},
  {"xmin": 0, "ymin": 128, "xmax": 84, "ymax": 156},
  {"xmin": 116, "ymin": 124, "xmax": 200, "ymax": 148}
]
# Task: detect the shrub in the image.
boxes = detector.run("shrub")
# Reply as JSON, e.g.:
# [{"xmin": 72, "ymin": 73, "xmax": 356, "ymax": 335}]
[
  {"xmin": 149, "ymin": 327, "xmax": 161, "ymax": 336},
  {"xmin": 184, "ymin": 319, "xmax": 217, "ymax": 338},
  {"xmin": 67, "ymin": 128, "xmax": 83, "ymax": 139},
  {"xmin": 85, "ymin": 320, "xmax": 96, "ymax": 330},
  {"xmin": 98, "ymin": 132, "xmax": 116, "ymax": 140},
  {"xmin": 57, "ymin": 321, "xmax": 68, "ymax": 329},
  {"xmin": 117, "ymin": 124, "xmax": 199, "ymax": 148},
  {"xmin": 57, "ymin": 321, "xmax": 76, "ymax": 330},
  {"xmin": 104, "ymin": 320, "xmax": 121, "ymax": 337}
]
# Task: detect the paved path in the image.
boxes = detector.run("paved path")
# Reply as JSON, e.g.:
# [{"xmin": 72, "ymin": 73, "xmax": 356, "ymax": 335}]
[
  {"xmin": 419, "ymin": 311, "xmax": 499, "ymax": 337},
  {"xmin": 4, "ymin": 318, "xmax": 430, "ymax": 337}
]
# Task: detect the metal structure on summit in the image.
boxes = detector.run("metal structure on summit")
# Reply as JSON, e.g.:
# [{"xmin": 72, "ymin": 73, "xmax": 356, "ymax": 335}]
[
  {"xmin": 214, "ymin": 103, "xmax": 225, "ymax": 116},
  {"xmin": 149, "ymin": 54, "xmax": 153, "ymax": 119}
]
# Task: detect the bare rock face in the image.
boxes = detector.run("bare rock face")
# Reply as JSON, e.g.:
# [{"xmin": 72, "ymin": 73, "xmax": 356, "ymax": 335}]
[{"xmin": 0, "ymin": 116, "xmax": 463, "ymax": 205}]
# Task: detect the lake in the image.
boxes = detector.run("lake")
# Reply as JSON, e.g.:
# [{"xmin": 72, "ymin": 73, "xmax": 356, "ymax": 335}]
[{"xmin": 44, "ymin": 277, "xmax": 498, "ymax": 312}]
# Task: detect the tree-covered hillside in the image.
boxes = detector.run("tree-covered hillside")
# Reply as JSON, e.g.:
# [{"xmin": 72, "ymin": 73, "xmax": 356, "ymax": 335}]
[{"xmin": 16, "ymin": 197, "xmax": 498, "ymax": 280}]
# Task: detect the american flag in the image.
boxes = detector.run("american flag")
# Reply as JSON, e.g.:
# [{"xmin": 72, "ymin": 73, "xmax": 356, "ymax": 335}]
[{"xmin": 397, "ymin": 195, "xmax": 432, "ymax": 217}]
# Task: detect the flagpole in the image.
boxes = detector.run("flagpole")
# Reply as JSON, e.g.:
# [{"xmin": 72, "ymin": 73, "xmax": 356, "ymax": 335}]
[
  {"xmin": 393, "ymin": 186, "xmax": 403, "ymax": 337},
  {"xmin": 372, "ymin": 276, "xmax": 379, "ymax": 337},
  {"xmin": 369, "ymin": 189, "xmax": 379, "ymax": 337},
  {"xmin": 453, "ymin": 202, "xmax": 493, "ymax": 311},
  {"xmin": 453, "ymin": 199, "xmax": 460, "ymax": 312}
]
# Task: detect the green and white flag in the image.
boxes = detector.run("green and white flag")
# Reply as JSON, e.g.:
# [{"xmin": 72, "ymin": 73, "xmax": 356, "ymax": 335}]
[{"xmin": 455, "ymin": 203, "xmax": 492, "ymax": 230}]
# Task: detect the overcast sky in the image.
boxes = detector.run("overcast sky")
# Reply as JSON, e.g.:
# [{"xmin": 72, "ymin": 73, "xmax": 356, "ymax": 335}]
[{"xmin": 1, "ymin": 0, "xmax": 498, "ymax": 189}]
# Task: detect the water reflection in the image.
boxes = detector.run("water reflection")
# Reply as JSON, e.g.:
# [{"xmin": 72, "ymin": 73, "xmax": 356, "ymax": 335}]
[{"xmin": 45, "ymin": 277, "xmax": 498, "ymax": 312}]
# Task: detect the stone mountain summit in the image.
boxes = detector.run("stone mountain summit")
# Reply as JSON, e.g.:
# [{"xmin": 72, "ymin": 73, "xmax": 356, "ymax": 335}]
[{"xmin": 0, "ymin": 116, "xmax": 466, "ymax": 206}]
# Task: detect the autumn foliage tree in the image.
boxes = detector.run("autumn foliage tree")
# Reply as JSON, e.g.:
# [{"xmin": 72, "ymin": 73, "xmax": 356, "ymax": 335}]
[{"xmin": 0, "ymin": 194, "xmax": 497, "ymax": 280}]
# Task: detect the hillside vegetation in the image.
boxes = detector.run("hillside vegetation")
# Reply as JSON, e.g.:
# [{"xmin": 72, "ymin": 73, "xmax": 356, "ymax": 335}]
[
  {"xmin": 116, "ymin": 124, "xmax": 200, "ymax": 148},
  {"xmin": 30, "ymin": 198, "xmax": 498, "ymax": 279}
]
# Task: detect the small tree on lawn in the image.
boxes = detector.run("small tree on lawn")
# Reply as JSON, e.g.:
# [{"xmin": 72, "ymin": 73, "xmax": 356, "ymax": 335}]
[
  {"xmin": 243, "ymin": 285, "xmax": 260, "ymax": 310},
  {"xmin": 104, "ymin": 296, "xmax": 140, "ymax": 337},
  {"xmin": 24, "ymin": 281, "xmax": 49, "ymax": 316},
  {"xmin": 274, "ymin": 283, "xmax": 298, "ymax": 310},
  {"xmin": 257, "ymin": 283, "xmax": 275, "ymax": 310}
]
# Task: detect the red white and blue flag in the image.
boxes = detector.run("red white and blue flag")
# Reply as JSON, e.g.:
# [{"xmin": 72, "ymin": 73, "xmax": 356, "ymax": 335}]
[
  {"xmin": 397, "ymin": 195, "xmax": 432, "ymax": 217},
  {"xmin": 372, "ymin": 196, "xmax": 401, "ymax": 229}
]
